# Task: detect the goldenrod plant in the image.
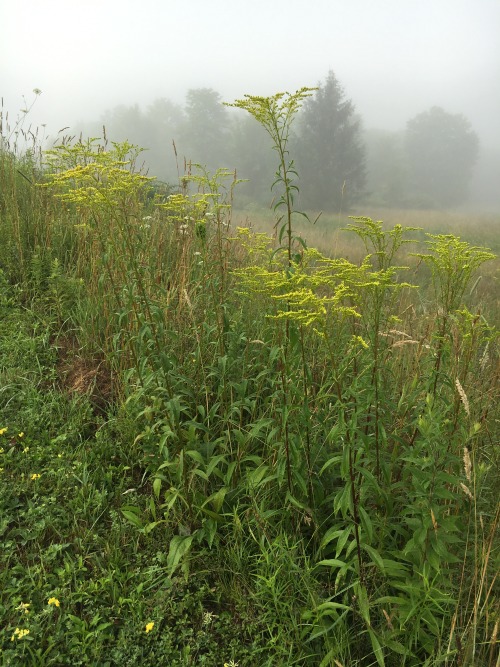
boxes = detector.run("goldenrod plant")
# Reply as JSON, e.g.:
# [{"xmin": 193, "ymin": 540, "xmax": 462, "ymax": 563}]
[{"xmin": 226, "ymin": 89, "xmax": 316, "ymax": 267}]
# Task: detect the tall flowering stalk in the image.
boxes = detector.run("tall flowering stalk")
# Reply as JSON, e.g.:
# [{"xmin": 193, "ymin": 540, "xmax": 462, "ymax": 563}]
[{"xmin": 225, "ymin": 88, "xmax": 316, "ymax": 267}]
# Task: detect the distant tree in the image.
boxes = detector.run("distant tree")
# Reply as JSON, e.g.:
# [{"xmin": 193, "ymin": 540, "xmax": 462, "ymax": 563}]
[
  {"xmin": 80, "ymin": 99, "xmax": 183, "ymax": 182},
  {"xmin": 145, "ymin": 98, "xmax": 184, "ymax": 181},
  {"xmin": 101, "ymin": 104, "xmax": 150, "ymax": 151},
  {"xmin": 228, "ymin": 113, "xmax": 276, "ymax": 205},
  {"xmin": 294, "ymin": 71, "xmax": 366, "ymax": 211},
  {"xmin": 364, "ymin": 129, "xmax": 409, "ymax": 207},
  {"xmin": 179, "ymin": 88, "xmax": 230, "ymax": 170},
  {"xmin": 405, "ymin": 106, "xmax": 479, "ymax": 207}
]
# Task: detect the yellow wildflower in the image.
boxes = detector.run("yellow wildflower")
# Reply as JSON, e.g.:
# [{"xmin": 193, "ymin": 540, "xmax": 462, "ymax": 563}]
[
  {"xmin": 23, "ymin": 447, "xmax": 29, "ymax": 454},
  {"xmin": 30, "ymin": 473, "xmax": 41, "ymax": 480},
  {"xmin": 18, "ymin": 432, "xmax": 25, "ymax": 438},
  {"xmin": 16, "ymin": 602, "xmax": 31, "ymax": 614},
  {"xmin": 11, "ymin": 627, "xmax": 30, "ymax": 641},
  {"xmin": 145, "ymin": 621, "xmax": 154, "ymax": 633},
  {"xmin": 48, "ymin": 597, "xmax": 60, "ymax": 607},
  {"xmin": 0, "ymin": 427, "xmax": 7, "ymax": 436}
]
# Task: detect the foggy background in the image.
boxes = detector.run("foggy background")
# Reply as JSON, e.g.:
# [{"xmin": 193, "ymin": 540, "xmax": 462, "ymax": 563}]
[{"xmin": 2, "ymin": 0, "xmax": 499, "ymax": 212}]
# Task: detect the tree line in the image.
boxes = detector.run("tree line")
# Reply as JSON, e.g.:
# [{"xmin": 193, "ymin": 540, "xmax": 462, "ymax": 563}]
[{"xmin": 78, "ymin": 71, "xmax": 479, "ymax": 211}]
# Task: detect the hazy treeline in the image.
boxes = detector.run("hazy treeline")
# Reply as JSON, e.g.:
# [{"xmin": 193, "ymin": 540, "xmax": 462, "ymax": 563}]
[{"xmin": 75, "ymin": 71, "xmax": 494, "ymax": 212}]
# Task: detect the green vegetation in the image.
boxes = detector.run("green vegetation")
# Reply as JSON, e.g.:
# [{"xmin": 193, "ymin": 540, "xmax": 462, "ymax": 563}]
[
  {"xmin": 75, "ymin": 70, "xmax": 487, "ymax": 212},
  {"xmin": 0, "ymin": 90, "xmax": 499, "ymax": 666}
]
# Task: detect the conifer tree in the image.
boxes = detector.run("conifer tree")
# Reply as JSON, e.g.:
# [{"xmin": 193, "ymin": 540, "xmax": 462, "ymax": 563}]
[{"xmin": 295, "ymin": 71, "xmax": 366, "ymax": 211}]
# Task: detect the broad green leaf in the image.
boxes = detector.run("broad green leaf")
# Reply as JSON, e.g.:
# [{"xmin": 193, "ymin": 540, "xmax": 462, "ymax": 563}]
[
  {"xmin": 362, "ymin": 544, "xmax": 385, "ymax": 573},
  {"xmin": 167, "ymin": 534, "xmax": 194, "ymax": 576},
  {"xmin": 121, "ymin": 505, "xmax": 144, "ymax": 529}
]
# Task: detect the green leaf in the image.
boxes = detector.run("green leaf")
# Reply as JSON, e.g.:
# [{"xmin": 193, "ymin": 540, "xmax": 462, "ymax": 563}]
[
  {"xmin": 319, "ymin": 455, "xmax": 342, "ymax": 474},
  {"xmin": 359, "ymin": 505, "xmax": 373, "ymax": 544},
  {"xmin": 362, "ymin": 544, "xmax": 385, "ymax": 573},
  {"xmin": 185, "ymin": 449, "xmax": 205, "ymax": 465},
  {"xmin": 152, "ymin": 477, "xmax": 162, "ymax": 500},
  {"xmin": 202, "ymin": 518, "xmax": 218, "ymax": 548},
  {"xmin": 167, "ymin": 534, "xmax": 194, "ymax": 576},
  {"xmin": 319, "ymin": 527, "xmax": 343, "ymax": 550},
  {"xmin": 206, "ymin": 454, "xmax": 227, "ymax": 478},
  {"xmin": 354, "ymin": 581, "xmax": 371, "ymax": 625},
  {"xmin": 121, "ymin": 505, "xmax": 144, "ymax": 529},
  {"xmin": 316, "ymin": 558, "xmax": 350, "ymax": 571},
  {"xmin": 203, "ymin": 487, "xmax": 228, "ymax": 513},
  {"xmin": 368, "ymin": 629, "xmax": 385, "ymax": 667}
]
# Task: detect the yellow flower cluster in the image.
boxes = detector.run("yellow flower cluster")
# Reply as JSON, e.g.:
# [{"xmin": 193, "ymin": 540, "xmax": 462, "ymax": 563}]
[
  {"xmin": 42, "ymin": 139, "xmax": 153, "ymax": 213},
  {"xmin": 145, "ymin": 621, "xmax": 154, "ymax": 633},
  {"xmin": 48, "ymin": 597, "xmax": 60, "ymax": 607},
  {"xmin": 11, "ymin": 627, "xmax": 30, "ymax": 641}
]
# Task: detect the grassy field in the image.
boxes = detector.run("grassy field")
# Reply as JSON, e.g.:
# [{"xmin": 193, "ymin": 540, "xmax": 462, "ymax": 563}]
[{"xmin": 0, "ymin": 130, "xmax": 499, "ymax": 666}]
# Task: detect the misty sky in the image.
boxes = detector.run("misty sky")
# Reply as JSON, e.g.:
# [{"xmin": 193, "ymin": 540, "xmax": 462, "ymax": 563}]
[{"xmin": 1, "ymin": 0, "xmax": 500, "ymax": 149}]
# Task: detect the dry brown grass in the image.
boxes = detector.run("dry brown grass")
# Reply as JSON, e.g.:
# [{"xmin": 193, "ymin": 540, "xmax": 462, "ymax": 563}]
[{"xmin": 55, "ymin": 336, "xmax": 112, "ymax": 413}]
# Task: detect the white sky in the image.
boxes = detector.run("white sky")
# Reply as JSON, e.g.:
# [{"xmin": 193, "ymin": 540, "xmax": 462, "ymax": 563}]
[{"xmin": 1, "ymin": 0, "xmax": 499, "ymax": 147}]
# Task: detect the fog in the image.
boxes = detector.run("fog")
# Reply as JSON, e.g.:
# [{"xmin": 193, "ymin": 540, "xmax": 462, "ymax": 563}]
[{"xmin": 2, "ymin": 0, "xmax": 499, "ymax": 211}]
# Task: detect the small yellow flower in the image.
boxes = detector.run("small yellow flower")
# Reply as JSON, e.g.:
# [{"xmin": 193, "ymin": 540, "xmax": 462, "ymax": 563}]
[
  {"xmin": 30, "ymin": 473, "xmax": 41, "ymax": 480},
  {"xmin": 18, "ymin": 432, "xmax": 25, "ymax": 438},
  {"xmin": 11, "ymin": 627, "xmax": 30, "ymax": 641},
  {"xmin": 48, "ymin": 597, "xmax": 60, "ymax": 607},
  {"xmin": 23, "ymin": 447, "xmax": 30, "ymax": 454},
  {"xmin": 0, "ymin": 427, "xmax": 7, "ymax": 436},
  {"xmin": 145, "ymin": 621, "xmax": 154, "ymax": 633},
  {"xmin": 352, "ymin": 335, "xmax": 370, "ymax": 350},
  {"xmin": 57, "ymin": 453, "xmax": 63, "ymax": 458},
  {"xmin": 16, "ymin": 602, "xmax": 31, "ymax": 614}
]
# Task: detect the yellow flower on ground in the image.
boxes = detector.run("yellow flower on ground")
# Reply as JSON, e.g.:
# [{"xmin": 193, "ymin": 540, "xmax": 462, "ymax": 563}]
[
  {"xmin": 11, "ymin": 628, "xmax": 30, "ymax": 641},
  {"xmin": 30, "ymin": 473, "xmax": 41, "ymax": 480},
  {"xmin": 16, "ymin": 602, "xmax": 31, "ymax": 614},
  {"xmin": 48, "ymin": 597, "xmax": 60, "ymax": 607},
  {"xmin": 145, "ymin": 621, "xmax": 154, "ymax": 633},
  {"xmin": 18, "ymin": 432, "xmax": 25, "ymax": 438},
  {"xmin": 0, "ymin": 427, "xmax": 7, "ymax": 436}
]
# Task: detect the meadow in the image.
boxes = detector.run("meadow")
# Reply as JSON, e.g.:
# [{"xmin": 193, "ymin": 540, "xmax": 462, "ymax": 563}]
[{"xmin": 0, "ymin": 93, "xmax": 499, "ymax": 666}]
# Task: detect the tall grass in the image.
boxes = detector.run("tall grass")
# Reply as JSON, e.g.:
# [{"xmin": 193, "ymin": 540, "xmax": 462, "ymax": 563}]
[{"xmin": 1, "ymin": 94, "xmax": 499, "ymax": 666}]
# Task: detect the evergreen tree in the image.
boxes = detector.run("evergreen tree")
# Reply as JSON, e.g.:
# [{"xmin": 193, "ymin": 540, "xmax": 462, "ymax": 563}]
[{"xmin": 295, "ymin": 71, "xmax": 366, "ymax": 211}]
